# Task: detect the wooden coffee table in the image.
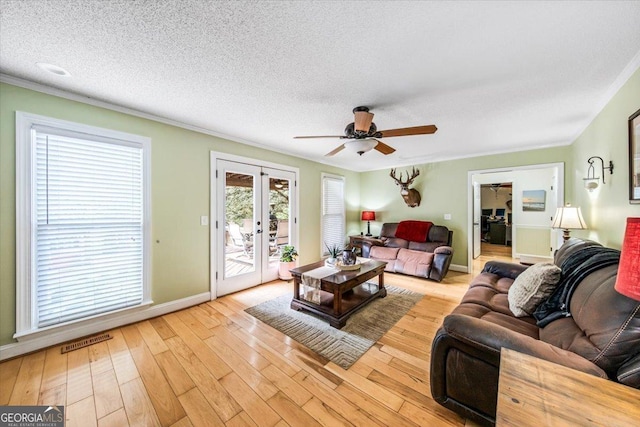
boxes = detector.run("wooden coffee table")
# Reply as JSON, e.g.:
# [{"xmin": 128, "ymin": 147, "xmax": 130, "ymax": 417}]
[{"xmin": 289, "ymin": 259, "xmax": 387, "ymax": 328}]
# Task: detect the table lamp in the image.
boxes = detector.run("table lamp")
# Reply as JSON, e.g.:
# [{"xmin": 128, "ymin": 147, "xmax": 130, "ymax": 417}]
[
  {"xmin": 361, "ymin": 211, "xmax": 375, "ymax": 236},
  {"xmin": 551, "ymin": 205, "xmax": 587, "ymax": 241},
  {"xmin": 614, "ymin": 218, "xmax": 640, "ymax": 301}
]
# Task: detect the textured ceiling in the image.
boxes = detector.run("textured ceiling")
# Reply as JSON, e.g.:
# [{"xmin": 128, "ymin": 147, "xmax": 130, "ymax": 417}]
[{"xmin": 1, "ymin": 1, "xmax": 640, "ymax": 172}]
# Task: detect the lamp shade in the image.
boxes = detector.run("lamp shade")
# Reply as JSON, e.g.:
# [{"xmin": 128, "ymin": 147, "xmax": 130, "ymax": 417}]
[
  {"xmin": 551, "ymin": 206, "xmax": 587, "ymax": 230},
  {"xmin": 614, "ymin": 218, "xmax": 640, "ymax": 301},
  {"xmin": 361, "ymin": 211, "xmax": 376, "ymax": 221}
]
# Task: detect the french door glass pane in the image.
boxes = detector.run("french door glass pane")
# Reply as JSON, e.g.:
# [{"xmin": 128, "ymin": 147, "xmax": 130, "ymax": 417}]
[
  {"xmin": 268, "ymin": 177, "xmax": 291, "ymax": 266},
  {"xmin": 224, "ymin": 172, "xmax": 255, "ymax": 278}
]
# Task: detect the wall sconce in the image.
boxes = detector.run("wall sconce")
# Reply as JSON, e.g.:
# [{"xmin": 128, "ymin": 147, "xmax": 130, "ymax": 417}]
[{"xmin": 583, "ymin": 156, "xmax": 614, "ymax": 191}]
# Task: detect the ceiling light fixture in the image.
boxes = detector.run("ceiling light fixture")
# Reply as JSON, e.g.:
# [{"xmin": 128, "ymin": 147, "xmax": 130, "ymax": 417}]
[
  {"xmin": 583, "ymin": 156, "xmax": 614, "ymax": 191},
  {"xmin": 345, "ymin": 139, "xmax": 377, "ymax": 156},
  {"xmin": 36, "ymin": 62, "xmax": 71, "ymax": 77}
]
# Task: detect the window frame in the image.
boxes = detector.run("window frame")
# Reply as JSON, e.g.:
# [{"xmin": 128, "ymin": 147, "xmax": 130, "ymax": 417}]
[
  {"xmin": 320, "ymin": 173, "xmax": 345, "ymax": 257},
  {"xmin": 15, "ymin": 111, "xmax": 152, "ymax": 340}
]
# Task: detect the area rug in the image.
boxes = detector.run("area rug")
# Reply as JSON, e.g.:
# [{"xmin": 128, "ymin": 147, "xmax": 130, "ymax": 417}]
[{"xmin": 244, "ymin": 286, "xmax": 423, "ymax": 369}]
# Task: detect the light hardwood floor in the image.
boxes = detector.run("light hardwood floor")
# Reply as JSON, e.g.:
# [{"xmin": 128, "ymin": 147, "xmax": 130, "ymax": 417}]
[{"xmin": 0, "ymin": 254, "xmax": 512, "ymax": 427}]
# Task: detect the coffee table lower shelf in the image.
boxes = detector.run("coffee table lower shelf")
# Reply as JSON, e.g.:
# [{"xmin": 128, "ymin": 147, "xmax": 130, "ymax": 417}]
[{"xmin": 291, "ymin": 283, "xmax": 386, "ymax": 328}]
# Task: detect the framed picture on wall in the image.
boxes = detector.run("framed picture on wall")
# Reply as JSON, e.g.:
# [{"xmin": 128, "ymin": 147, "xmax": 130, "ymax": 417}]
[
  {"xmin": 629, "ymin": 108, "xmax": 640, "ymax": 204},
  {"xmin": 522, "ymin": 190, "xmax": 546, "ymax": 211}
]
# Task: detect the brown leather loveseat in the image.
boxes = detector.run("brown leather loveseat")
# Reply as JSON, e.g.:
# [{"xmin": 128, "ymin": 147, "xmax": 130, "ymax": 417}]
[
  {"xmin": 361, "ymin": 221, "xmax": 453, "ymax": 282},
  {"xmin": 430, "ymin": 238, "xmax": 640, "ymax": 426}
]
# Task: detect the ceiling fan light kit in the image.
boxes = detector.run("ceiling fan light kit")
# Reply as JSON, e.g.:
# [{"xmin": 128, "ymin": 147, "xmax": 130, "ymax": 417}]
[
  {"xmin": 294, "ymin": 106, "xmax": 437, "ymax": 157},
  {"xmin": 346, "ymin": 139, "xmax": 378, "ymax": 156}
]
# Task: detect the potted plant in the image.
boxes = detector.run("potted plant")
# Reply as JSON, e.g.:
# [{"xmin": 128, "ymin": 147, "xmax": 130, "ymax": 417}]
[
  {"xmin": 324, "ymin": 242, "xmax": 342, "ymax": 266},
  {"xmin": 278, "ymin": 245, "xmax": 298, "ymax": 280}
]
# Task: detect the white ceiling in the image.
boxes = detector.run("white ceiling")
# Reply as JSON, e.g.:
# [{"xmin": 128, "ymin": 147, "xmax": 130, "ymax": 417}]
[{"xmin": 2, "ymin": 1, "xmax": 640, "ymax": 172}]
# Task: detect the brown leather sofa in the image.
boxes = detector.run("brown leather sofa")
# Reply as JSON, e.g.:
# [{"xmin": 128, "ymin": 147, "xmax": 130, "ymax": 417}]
[
  {"xmin": 361, "ymin": 222, "xmax": 453, "ymax": 282},
  {"xmin": 430, "ymin": 238, "xmax": 640, "ymax": 426}
]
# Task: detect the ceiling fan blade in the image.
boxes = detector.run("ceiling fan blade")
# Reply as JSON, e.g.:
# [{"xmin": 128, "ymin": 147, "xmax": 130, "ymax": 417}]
[
  {"xmin": 294, "ymin": 135, "xmax": 343, "ymax": 139},
  {"xmin": 354, "ymin": 111, "xmax": 374, "ymax": 132},
  {"xmin": 372, "ymin": 139, "xmax": 396, "ymax": 155},
  {"xmin": 378, "ymin": 125, "xmax": 437, "ymax": 138},
  {"xmin": 325, "ymin": 144, "xmax": 346, "ymax": 157}
]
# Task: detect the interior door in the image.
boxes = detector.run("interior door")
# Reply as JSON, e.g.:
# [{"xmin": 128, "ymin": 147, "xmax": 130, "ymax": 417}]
[
  {"xmin": 473, "ymin": 181, "xmax": 481, "ymax": 258},
  {"xmin": 215, "ymin": 160, "xmax": 296, "ymax": 296}
]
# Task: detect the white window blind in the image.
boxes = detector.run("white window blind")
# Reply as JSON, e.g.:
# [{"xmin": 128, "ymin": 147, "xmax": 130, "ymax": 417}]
[
  {"xmin": 34, "ymin": 127, "xmax": 144, "ymax": 327},
  {"xmin": 321, "ymin": 174, "xmax": 345, "ymax": 254}
]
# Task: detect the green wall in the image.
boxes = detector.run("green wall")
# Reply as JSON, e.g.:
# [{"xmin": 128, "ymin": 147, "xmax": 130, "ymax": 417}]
[
  {"xmin": 0, "ymin": 82, "xmax": 360, "ymax": 346},
  {"xmin": 569, "ymin": 68, "xmax": 640, "ymax": 246}
]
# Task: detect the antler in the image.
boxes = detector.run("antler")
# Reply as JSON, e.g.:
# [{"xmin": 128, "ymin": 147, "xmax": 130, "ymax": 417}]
[
  {"xmin": 390, "ymin": 168, "xmax": 402, "ymax": 185},
  {"xmin": 390, "ymin": 167, "xmax": 420, "ymax": 185},
  {"xmin": 406, "ymin": 167, "xmax": 420, "ymax": 184}
]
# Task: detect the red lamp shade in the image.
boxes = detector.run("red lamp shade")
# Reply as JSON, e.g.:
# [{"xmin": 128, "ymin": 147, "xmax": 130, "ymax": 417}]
[
  {"xmin": 361, "ymin": 211, "xmax": 376, "ymax": 221},
  {"xmin": 615, "ymin": 218, "xmax": 640, "ymax": 301}
]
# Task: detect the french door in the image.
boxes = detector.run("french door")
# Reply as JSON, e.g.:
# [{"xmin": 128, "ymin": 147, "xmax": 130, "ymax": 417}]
[{"xmin": 214, "ymin": 159, "xmax": 296, "ymax": 297}]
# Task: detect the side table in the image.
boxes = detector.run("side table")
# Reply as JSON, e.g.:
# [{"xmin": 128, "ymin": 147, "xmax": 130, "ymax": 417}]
[
  {"xmin": 497, "ymin": 348, "xmax": 640, "ymax": 426},
  {"xmin": 348, "ymin": 235, "xmax": 379, "ymax": 255}
]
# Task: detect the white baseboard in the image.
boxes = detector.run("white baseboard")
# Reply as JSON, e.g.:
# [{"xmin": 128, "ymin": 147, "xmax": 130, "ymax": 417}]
[
  {"xmin": 449, "ymin": 263, "xmax": 468, "ymax": 273},
  {"xmin": 0, "ymin": 292, "xmax": 211, "ymax": 361}
]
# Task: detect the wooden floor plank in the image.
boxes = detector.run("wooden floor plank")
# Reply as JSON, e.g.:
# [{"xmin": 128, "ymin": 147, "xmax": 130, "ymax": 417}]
[
  {"xmin": 225, "ymin": 411, "xmax": 259, "ymax": 427},
  {"xmin": 9, "ymin": 351, "xmax": 45, "ymax": 405},
  {"xmin": 302, "ymin": 396, "xmax": 355, "ymax": 427},
  {"xmin": 323, "ymin": 362, "xmax": 405, "ymax": 412},
  {"xmin": 212, "ymin": 326, "xmax": 271, "ymax": 371},
  {"xmin": 120, "ymin": 377, "xmax": 161, "ymax": 427},
  {"xmin": 0, "ymin": 357, "xmax": 22, "ymax": 404},
  {"xmin": 149, "ymin": 316, "xmax": 176, "ymax": 340},
  {"xmin": 121, "ymin": 325, "xmax": 186, "ymax": 426},
  {"xmin": 107, "ymin": 329, "xmax": 140, "ymax": 385},
  {"xmin": 335, "ymin": 382, "xmax": 422, "ymax": 427},
  {"xmin": 175, "ymin": 310, "xmax": 215, "ymax": 340},
  {"xmin": 188, "ymin": 305, "xmax": 222, "ymax": 329},
  {"xmin": 40, "ymin": 347, "xmax": 68, "ymax": 391},
  {"xmin": 260, "ymin": 364, "xmax": 312, "ymax": 407},
  {"xmin": 66, "ymin": 395, "xmax": 97, "ymax": 427},
  {"xmin": 163, "ymin": 312, "xmax": 233, "ymax": 379},
  {"xmin": 98, "ymin": 408, "xmax": 130, "ymax": 427},
  {"xmin": 92, "ymin": 368, "xmax": 124, "ymax": 419},
  {"xmin": 204, "ymin": 334, "xmax": 278, "ymax": 401},
  {"xmin": 154, "ymin": 350, "xmax": 196, "ymax": 396},
  {"xmin": 89, "ymin": 341, "xmax": 115, "ymax": 376},
  {"xmin": 232, "ymin": 328, "xmax": 300, "ymax": 377},
  {"xmin": 266, "ymin": 391, "xmax": 323, "ymax": 427},
  {"xmin": 218, "ymin": 371, "xmax": 281, "ymax": 427},
  {"xmin": 165, "ymin": 336, "xmax": 242, "ymax": 422},
  {"xmin": 177, "ymin": 387, "xmax": 225, "ymax": 427},
  {"xmin": 66, "ymin": 347, "xmax": 93, "ymax": 405},
  {"xmin": 137, "ymin": 320, "xmax": 170, "ymax": 355},
  {"xmin": 292, "ymin": 370, "xmax": 385, "ymax": 427}
]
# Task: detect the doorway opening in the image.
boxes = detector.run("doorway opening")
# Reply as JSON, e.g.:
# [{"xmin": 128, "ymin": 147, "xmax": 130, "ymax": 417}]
[{"xmin": 468, "ymin": 163, "xmax": 564, "ymax": 270}]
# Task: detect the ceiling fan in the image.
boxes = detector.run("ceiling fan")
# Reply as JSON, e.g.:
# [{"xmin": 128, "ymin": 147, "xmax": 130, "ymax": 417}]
[{"xmin": 294, "ymin": 106, "xmax": 437, "ymax": 156}]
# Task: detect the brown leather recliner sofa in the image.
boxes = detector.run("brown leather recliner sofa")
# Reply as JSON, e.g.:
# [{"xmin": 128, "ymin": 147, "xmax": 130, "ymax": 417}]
[
  {"xmin": 430, "ymin": 238, "xmax": 640, "ymax": 426},
  {"xmin": 361, "ymin": 221, "xmax": 453, "ymax": 282}
]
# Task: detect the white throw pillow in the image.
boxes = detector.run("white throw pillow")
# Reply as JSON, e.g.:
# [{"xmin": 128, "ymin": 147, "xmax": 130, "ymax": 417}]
[{"xmin": 508, "ymin": 263, "xmax": 562, "ymax": 317}]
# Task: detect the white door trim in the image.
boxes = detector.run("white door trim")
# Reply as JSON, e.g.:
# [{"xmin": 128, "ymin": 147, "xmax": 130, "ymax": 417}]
[
  {"xmin": 467, "ymin": 162, "xmax": 565, "ymax": 270},
  {"xmin": 210, "ymin": 152, "xmax": 299, "ymax": 299}
]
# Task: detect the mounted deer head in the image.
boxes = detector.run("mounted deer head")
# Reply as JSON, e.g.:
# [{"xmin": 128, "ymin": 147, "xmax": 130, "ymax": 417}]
[{"xmin": 390, "ymin": 167, "xmax": 421, "ymax": 208}]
